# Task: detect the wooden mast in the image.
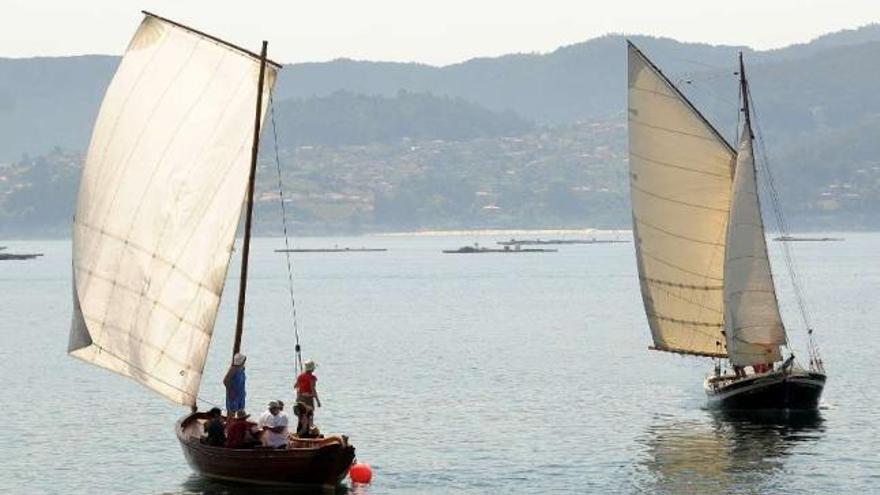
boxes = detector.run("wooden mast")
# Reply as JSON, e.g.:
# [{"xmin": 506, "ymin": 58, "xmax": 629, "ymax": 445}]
[
  {"xmin": 233, "ymin": 40, "xmax": 269, "ymax": 356},
  {"xmin": 739, "ymin": 52, "xmax": 753, "ymax": 139}
]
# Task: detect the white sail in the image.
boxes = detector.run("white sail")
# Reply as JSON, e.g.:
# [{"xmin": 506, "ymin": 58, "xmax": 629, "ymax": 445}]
[
  {"xmin": 723, "ymin": 129, "xmax": 786, "ymax": 366},
  {"xmin": 627, "ymin": 42, "xmax": 735, "ymax": 357},
  {"xmin": 69, "ymin": 14, "xmax": 277, "ymax": 406}
]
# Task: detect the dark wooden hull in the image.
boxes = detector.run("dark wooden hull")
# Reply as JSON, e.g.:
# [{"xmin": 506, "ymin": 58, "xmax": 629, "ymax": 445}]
[
  {"xmin": 176, "ymin": 413, "xmax": 355, "ymax": 488},
  {"xmin": 705, "ymin": 369, "xmax": 826, "ymax": 411}
]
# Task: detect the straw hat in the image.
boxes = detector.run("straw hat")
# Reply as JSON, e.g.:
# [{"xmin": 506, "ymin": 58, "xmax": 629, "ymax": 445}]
[{"xmin": 304, "ymin": 360, "xmax": 316, "ymax": 371}]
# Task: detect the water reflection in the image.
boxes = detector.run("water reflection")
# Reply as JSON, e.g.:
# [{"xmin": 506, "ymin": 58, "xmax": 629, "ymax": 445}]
[
  {"xmin": 172, "ymin": 475, "xmax": 364, "ymax": 495},
  {"xmin": 635, "ymin": 411, "xmax": 825, "ymax": 495}
]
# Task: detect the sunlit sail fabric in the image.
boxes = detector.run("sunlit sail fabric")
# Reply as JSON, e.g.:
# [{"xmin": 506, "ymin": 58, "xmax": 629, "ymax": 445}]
[
  {"xmin": 723, "ymin": 130, "xmax": 786, "ymax": 366},
  {"xmin": 627, "ymin": 42, "xmax": 735, "ymax": 357},
  {"xmin": 69, "ymin": 14, "xmax": 277, "ymax": 406}
]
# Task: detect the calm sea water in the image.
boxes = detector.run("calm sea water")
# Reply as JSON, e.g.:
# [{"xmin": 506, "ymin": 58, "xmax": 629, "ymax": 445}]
[{"xmin": 1, "ymin": 233, "xmax": 878, "ymax": 494}]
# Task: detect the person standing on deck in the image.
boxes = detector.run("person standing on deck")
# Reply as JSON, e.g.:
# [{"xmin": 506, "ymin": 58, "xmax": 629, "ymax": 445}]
[
  {"xmin": 295, "ymin": 360, "xmax": 321, "ymax": 429},
  {"xmin": 224, "ymin": 353, "xmax": 247, "ymax": 416}
]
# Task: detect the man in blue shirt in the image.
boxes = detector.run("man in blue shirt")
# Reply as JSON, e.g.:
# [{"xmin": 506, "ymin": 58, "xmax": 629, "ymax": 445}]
[{"xmin": 223, "ymin": 353, "xmax": 247, "ymax": 416}]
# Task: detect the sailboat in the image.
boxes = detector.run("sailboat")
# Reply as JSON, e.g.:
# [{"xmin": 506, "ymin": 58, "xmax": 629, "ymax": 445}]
[
  {"xmin": 626, "ymin": 41, "xmax": 826, "ymax": 410},
  {"xmin": 68, "ymin": 12, "xmax": 354, "ymax": 486}
]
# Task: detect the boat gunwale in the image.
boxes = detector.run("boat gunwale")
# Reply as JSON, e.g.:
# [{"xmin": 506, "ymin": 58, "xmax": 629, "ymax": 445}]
[{"xmin": 704, "ymin": 369, "xmax": 826, "ymax": 398}]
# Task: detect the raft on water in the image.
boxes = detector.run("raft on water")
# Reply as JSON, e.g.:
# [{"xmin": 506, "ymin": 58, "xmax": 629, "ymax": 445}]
[
  {"xmin": 772, "ymin": 235, "xmax": 844, "ymax": 242},
  {"xmin": 497, "ymin": 238, "xmax": 629, "ymax": 246},
  {"xmin": 0, "ymin": 252, "xmax": 43, "ymax": 260},
  {"xmin": 443, "ymin": 245, "xmax": 557, "ymax": 254},
  {"xmin": 275, "ymin": 248, "xmax": 388, "ymax": 253}
]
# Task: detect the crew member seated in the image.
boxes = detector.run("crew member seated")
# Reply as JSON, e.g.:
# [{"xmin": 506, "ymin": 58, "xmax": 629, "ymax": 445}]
[
  {"xmin": 202, "ymin": 407, "xmax": 226, "ymax": 447},
  {"xmin": 258, "ymin": 401, "xmax": 289, "ymax": 448},
  {"xmin": 224, "ymin": 410, "xmax": 261, "ymax": 448}
]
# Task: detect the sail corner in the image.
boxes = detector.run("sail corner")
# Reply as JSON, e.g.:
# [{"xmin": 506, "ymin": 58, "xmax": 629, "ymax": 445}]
[{"xmin": 68, "ymin": 282, "xmax": 93, "ymax": 354}]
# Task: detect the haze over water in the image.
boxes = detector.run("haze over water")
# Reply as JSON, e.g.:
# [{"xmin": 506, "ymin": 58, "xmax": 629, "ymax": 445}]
[{"xmin": 1, "ymin": 234, "xmax": 877, "ymax": 494}]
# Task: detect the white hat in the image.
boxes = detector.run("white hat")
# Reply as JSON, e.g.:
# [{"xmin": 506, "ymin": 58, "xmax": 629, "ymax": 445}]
[
  {"xmin": 304, "ymin": 360, "xmax": 316, "ymax": 371},
  {"xmin": 233, "ymin": 353, "xmax": 247, "ymax": 366}
]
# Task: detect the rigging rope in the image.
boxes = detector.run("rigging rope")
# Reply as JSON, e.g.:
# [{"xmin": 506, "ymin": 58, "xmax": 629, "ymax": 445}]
[
  {"xmin": 746, "ymin": 85, "xmax": 823, "ymax": 369},
  {"xmin": 268, "ymin": 94, "xmax": 304, "ymax": 376}
]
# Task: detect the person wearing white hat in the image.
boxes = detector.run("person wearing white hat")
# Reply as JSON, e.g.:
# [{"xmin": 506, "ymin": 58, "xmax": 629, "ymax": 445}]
[
  {"xmin": 223, "ymin": 353, "xmax": 247, "ymax": 417},
  {"xmin": 258, "ymin": 400, "xmax": 289, "ymax": 448},
  {"xmin": 294, "ymin": 360, "xmax": 321, "ymax": 432}
]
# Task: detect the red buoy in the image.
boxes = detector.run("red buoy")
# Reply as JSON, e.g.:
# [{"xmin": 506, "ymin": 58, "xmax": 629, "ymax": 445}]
[{"xmin": 350, "ymin": 462, "xmax": 373, "ymax": 484}]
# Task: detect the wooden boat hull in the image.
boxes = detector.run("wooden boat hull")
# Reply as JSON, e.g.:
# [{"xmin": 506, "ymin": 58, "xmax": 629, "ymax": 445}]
[
  {"xmin": 705, "ymin": 369, "xmax": 826, "ymax": 411},
  {"xmin": 175, "ymin": 412, "xmax": 355, "ymax": 488}
]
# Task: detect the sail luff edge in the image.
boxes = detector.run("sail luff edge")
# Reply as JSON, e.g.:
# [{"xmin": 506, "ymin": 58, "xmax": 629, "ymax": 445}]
[{"xmin": 627, "ymin": 40, "xmax": 736, "ymax": 156}]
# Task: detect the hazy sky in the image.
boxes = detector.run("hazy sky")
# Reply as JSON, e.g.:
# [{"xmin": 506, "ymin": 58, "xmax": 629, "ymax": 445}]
[{"xmin": 2, "ymin": 0, "xmax": 878, "ymax": 65}]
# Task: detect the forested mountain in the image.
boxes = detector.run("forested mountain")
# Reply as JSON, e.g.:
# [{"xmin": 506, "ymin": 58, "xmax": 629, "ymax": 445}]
[
  {"xmin": 0, "ymin": 55, "xmax": 117, "ymax": 159},
  {"xmin": 2, "ymin": 25, "xmax": 880, "ymax": 236},
  {"xmin": 272, "ymin": 90, "xmax": 532, "ymax": 146},
  {"xmin": 2, "ymin": 24, "xmax": 879, "ymax": 158}
]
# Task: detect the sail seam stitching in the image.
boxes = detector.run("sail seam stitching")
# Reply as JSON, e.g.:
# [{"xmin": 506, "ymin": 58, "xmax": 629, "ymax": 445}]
[
  {"xmin": 637, "ymin": 248, "xmax": 724, "ymax": 281},
  {"xmin": 629, "ymin": 118, "xmax": 724, "ymax": 144},
  {"xmin": 629, "ymin": 151, "xmax": 731, "ymax": 178},
  {"xmin": 631, "ymin": 183, "xmax": 728, "ymax": 213},
  {"xmin": 634, "ymin": 217, "xmax": 725, "ymax": 247}
]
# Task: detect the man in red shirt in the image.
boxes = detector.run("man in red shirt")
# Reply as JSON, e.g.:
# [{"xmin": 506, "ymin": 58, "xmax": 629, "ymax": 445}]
[
  {"xmin": 224, "ymin": 410, "xmax": 261, "ymax": 448},
  {"xmin": 294, "ymin": 360, "xmax": 321, "ymax": 432}
]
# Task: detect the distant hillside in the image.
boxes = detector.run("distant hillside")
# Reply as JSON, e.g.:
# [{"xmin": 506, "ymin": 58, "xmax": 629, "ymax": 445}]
[
  {"xmin": 0, "ymin": 55, "xmax": 117, "ymax": 160},
  {"xmin": 273, "ymin": 24, "xmax": 880, "ymax": 121},
  {"xmin": 272, "ymin": 90, "xmax": 532, "ymax": 146},
  {"xmin": 3, "ymin": 26, "xmax": 880, "ymax": 236},
  {"xmin": 0, "ymin": 123, "xmax": 628, "ymax": 237},
  {"xmin": 2, "ymin": 25, "xmax": 880, "ymax": 159}
]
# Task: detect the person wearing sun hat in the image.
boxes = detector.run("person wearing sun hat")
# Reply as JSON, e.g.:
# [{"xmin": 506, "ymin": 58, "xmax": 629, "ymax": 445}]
[
  {"xmin": 223, "ymin": 353, "xmax": 247, "ymax": 417},
  {"xmin": 294, "ymin": 360, "xmax": 321, "ymax": 431},
  {"xmin": 224, "ymin": 409, "xmax": 260, "ymax": 448},
  {"xmin": 258, "ymin": 401, "xmax": 290, "ymax": 448}
]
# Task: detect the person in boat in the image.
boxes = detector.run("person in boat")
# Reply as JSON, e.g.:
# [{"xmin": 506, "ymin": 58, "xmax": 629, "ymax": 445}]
[
  {"xmin": 293, "ymin": 401, "xmax": 315, "ymax": 438},
  {"xmin": 202, "ymin": 407, "xmax": 226, "ymax": 447},
  {"xmin": 223, "ymin": 353, "xmax": 247, "ymax": 416},
  {"xmin": 753, "ymin": 363, "xmax": 772, "ymax": 374},
  {"xmin": 258, "ymin": 401, "xmax": 290, "ymax": 448},
  {"xmin": 224, "ymin": 410, "xmax": 261, "ymax": 449},
  {"xmin": 276, "ymin": 399, "xmax": 290, "ymax": 429},
  {"xmin": 295, "ymin": 360, "xmax": 321, "ymax": 430}
]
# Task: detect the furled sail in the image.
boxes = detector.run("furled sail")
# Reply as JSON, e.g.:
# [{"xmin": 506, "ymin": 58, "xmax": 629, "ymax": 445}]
[
  {"xmin": 723, "ymin": 128, "xmax": 786, "ymax": 366},
  {"xmin": 69, "ymin": 13, "xmax": 278, "ymax": 406},
  {"xmin": 627, "ymin": 42, "xmax": 735, "ymax": 357}
]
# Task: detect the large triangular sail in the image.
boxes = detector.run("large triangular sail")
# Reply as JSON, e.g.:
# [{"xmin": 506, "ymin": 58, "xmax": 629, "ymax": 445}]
[
  {"xmin": 69, "ymin": 13, "xmax": 278, "ymax": 406},
  {"xmin": 722, "ymin": 61, "xmax": 786, "ymax": 366},
  {"xmin": 627, "ymin": 42, "xmax": 736, "ymax": 357}
]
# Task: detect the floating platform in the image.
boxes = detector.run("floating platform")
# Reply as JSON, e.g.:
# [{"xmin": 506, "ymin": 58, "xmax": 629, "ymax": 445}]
[
  {"xmin": 443, "ymin": 245, "xmax": 557, "ymax": 254},
  {"xmin": 497, "ymin": 238, "xmax": 630, "ymax": 246},
  {"xmin": 275, "ymin": 248, "xmax": 387, "ymax": 253},
  {"xmin": 772, "ymin": 236, "xmax": 844, "ymax": 242}
]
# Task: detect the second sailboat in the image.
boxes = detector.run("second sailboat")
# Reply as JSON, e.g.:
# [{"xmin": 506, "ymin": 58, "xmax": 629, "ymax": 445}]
[{"xmin": 626, "ymin": 41, "xmax": 826, "ymax": 410}]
